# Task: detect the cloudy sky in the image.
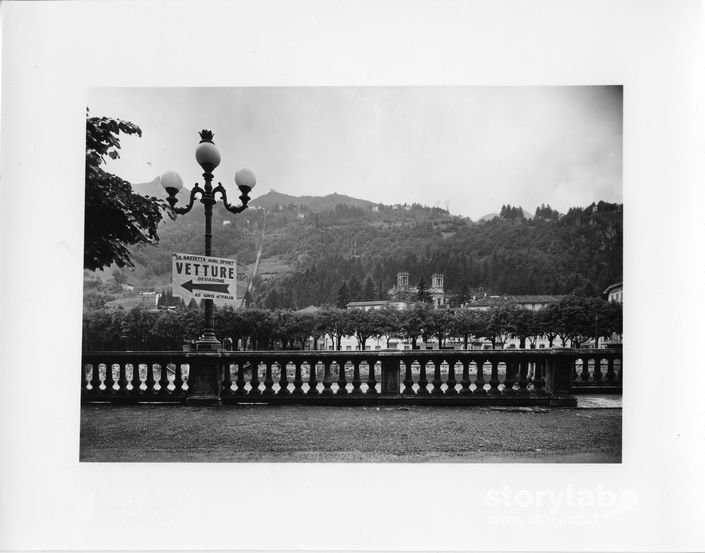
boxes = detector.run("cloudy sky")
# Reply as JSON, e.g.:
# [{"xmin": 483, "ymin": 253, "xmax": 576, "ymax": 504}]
[{"xmin": 89, "ymin": 86, "xmax": 622, "ymax": 219}]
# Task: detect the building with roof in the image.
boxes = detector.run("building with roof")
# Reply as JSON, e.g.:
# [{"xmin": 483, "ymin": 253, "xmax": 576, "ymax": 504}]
[
  {"xmin": 464, "ymin": 295, "xmax": 565, "ymax": 311},
  {"xmin": 346, "ymin": 300, "xmax": 409, "ymax": 311},
  {"xmin": 603, "ymin": 281, "xmax": 623, "ymax": 304},
  {"xmin": 429, "ymin": 273, "xmax": 447, "ymax": 308}
]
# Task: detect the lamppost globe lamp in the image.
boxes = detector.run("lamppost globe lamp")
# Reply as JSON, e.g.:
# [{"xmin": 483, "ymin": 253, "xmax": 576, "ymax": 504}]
[
  {"xmin": 235, "ymin": 168, "xmax": 256, "ymax": 191},
  {"xmin": 159, "ymin": 170, "xmax": 184, "ymax": 195},
  {"xmin": 195, "ymin": 130, "xmax": 221, "ymax": 171}
]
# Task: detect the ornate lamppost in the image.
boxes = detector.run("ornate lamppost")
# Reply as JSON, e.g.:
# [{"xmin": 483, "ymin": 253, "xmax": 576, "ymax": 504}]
[{"xmin": 160, "ymin": 129, "xmax": 256, "ymax": 352}]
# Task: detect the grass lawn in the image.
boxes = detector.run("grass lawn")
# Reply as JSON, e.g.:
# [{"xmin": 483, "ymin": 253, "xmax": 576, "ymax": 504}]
[{"xmin": 80, "ymin": 403, "xmax": 621, "ymax": 463}]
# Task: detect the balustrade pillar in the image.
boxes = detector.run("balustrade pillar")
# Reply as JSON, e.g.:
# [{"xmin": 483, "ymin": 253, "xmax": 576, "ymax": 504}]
[
  {"xmin": 185, "ymin": 356, "xmax": 222, "ymax": 405},
  {"xmin": 605, "ymin": 357, "xmax": 616, "ymax": 385},
  {"xmin": 128, "ymin": 364, "xmax": 142, "ymax": 397},
  {"xmin": 366, "ymin": 361, "xmax": 378, "ymax": 395},
  {"xmin": 81, "ymin": 364, "xmax": 89, "ymax": 401},
  {"xmin": 351, "ymin": 361, "xmax": 363, "ymax": 395},
  {"xmin": 145, "ymin": 363, "xmax": 157, "ymax": 396},
  {"xmin": 532, "ymin": 359, "xmax": 546, "ymax": 395},
  {"xmin": 402, "ymin": 361, "xmax": 415, "ymax": 396},
  {"xmin": 174, "ymin": 364, "xmax": 185, "ymax": 396},
  {"xmin": 380, "ymin": 358, "xmax": 400, "ymax": 395},
  {"xmin": 278, "ymin": 363, "xmax": 290, "ymax": 396},
  {"xmin": 336, "ymin": 362, "xmax": 348, "ymax": 395},
  {"xmin": 221, "ymin": 362, "xmax": 234, "ymax": 397},
  {"xmin": 431, "ymin": 359, "xmax": 444, "ymax": 395},
  {"xmin": 263, "ymin": 362, "xmax": 275, "ymax": 395},
  {"xmin": 593, "ymin": 357, "xmax": 603, "ymax": 384},
  {"xmin": 322, "ymin": 361, "xmax": 334, "ymax": 395},
  {"xmin": 158, "ymin": 361, "xmax": 171, "ymax": 396},
  {"xmin": 90, "ymin": 363, "xmax": 102, "ymax": 395},
  {"xmin": 445, "ymin": 361, "xmax": 458, "ymax": 396},
  {"xmin": 307, "ymin": 362, "xmax": 319, "ymax": 395},
  {"xmin": 249, "ymin": 362, "xmax": 261, "ymax": 396},
  {"xmin": 580, "ymin": 359, "xmax": 590, "ymax": 383},
  {"xmin": 234, "ymin": 363, "xmax": 247, "ymax": 395},
  {"xmin": 117, "ymin": 362, "xmax": 129, "ymax": 397},
  {"xmin": 417, "ymin": 362, "xmax": 429, "ymax": 395},
  {"xmin": 292, "ymin": 362, "xmax": 305, "ymax": 395},
  {"xmin": 517, "ymin": 360, "xmax": 529, "ymax": 394},
  {"xmin": 104, "ymin": 363, "xmax": 115, "ymax": 395},
  {"xmin": 546, "ymin": 353, "xmax": 573, "ymax": 395},
  {"xmin": 503, "ymin": 360, "xmax": 516, "ymax": 395},
  {"xmin": 488, "ymin": 361, "xmax": 501, "ymax": 395},
  {"xmin": 459, "ymin": 361, "xmax": 472, "ymax": 395},
  {"xmin": 474, "ymin": 361, "xmax": 486, "ymax": 393}
]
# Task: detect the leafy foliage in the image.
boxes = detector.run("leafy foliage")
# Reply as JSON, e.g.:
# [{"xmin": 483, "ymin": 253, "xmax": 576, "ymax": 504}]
[
  {"xmin": 82, "ymin": 296, "xmax": 622, "ymax": 352},
  {"xmin": 84, "ymin": 111, "xmax": 171, "ymax": 270}
]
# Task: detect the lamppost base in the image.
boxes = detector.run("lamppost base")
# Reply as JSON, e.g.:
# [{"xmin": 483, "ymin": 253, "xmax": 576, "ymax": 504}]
[
  {"xmin": 194, "ymin": 337, "xmax": 223, "ymax": 351},
  {"xmin": 185, "ymin": 395, "xmax": 222, "ymax": 406},
  {"xmin": 186, "ymin": 345, "xmax": 222, "ymax": 405}
]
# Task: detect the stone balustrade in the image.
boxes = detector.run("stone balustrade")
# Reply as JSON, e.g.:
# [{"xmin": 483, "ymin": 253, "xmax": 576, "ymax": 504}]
[{"xmin": 81, "ymin": 348, "xmax": 622, "ymax": 406}]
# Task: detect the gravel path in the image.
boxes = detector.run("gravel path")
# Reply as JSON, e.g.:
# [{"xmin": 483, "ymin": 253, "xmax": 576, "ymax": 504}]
[{"xmin": 80, "ymin": 404, "xmax": 621, "ymax": 463}]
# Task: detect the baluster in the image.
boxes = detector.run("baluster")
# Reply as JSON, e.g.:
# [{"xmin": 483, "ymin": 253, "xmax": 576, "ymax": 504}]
[
  {"xmin": 81, "ymin": 363, "xmax": 89, "ymax": 400},
  {"xmin": 90, "ymin": 362, "xmax": 102, "ymax": 394},
  {"xmin": 352, "ymin": 360, "xmax": 363, "ymax": 395},
  {"xmin": 336, "ymin": 362, "xmax": 348, "ymax": 395},
  {"xmin": 402, "ymin": 361, "xmax": 415, "ymax": 396},
  {"xmin": 580, "ymin": 358, "xmax": 590, "ymax": 383},
  {"xmin": 445, "ymin": 361, "xmax": 458, "ymax": 395},
  {"xmin": 593, "ymin": 357, "xmax": 603, "ymax": 383},
  {"xmin": 417, "ymin": 361, "xmax": 429, "ymax": 395},
  {"xmin": 249, "ymin": 362, "xmax": 261, "ymax": 396},
  {"xmin": 605, "ymin": 357, "xmax": 616, "ymax": 384},
  {"xmin": 278, "ymin": 362, "xmax": 290, "ymax": 396},
  {"xmin": 431, "ymin": 358, "xmax": 444, "ymax": 395},
  {"xmin": 516, "ymin": 359, "xmax": 529, "ymax": 394},
  {"xmin": 366, "ymin": 360, "xmax": 378, "ymax": 395},
  {"xmin": 234, "ymin": 363, "xmax": 247, "ymax": 395},
  {"xmin": 221, "ymin": 362, "xmax": 234, "ymax": 397},
  {"xmin": 145, "ymin": 362, "xmax": 156, "ymax": 395},
  {"xmin": 322, "ymin": 360, "xmax": 333, "ymax": 395},
  {"xmin": 159, "ymin": 361, "xmax": 171, "ymax": 396},
  {"xmin": 503, "ymin": 360, "xmax": 516, "ymax": 394},
  {"xmin": 488, "ymin": 360, "xmax": 501, "ymax": 395},
  {"xmin": 174, "ymin": 364, "xmax": 185, "ymax": 395},
  {"xmin": 533, "ymin": 359, "xmax": 546, "ymax": 394},
  {"xmin": 292, "ymin": 362, "xmax": 305, "ymax": 395},
  {"xmin": 130, "ymin": 363, "xmax": 143, "ymax": 397},
  {"xmin": 460, "ymin": 361, "xmax": 472, "ymax": 395},
  {"xmin": 116, "ymin": 362, "xmax": 129, "ymax": 397},
  {"xmin": 104, "ymin": 363, "xmax": 116, "ymax": 395},
  {"xmin": 474, "ymin": 361, "xmax": 486, "ymax": 393},
  {"xmin": 307, "ymin": 362, "xmax": 319, "ymax": 395},
  {"xmin": 263, "ymin": 362, "xmax": 275, "ymax": 395}
]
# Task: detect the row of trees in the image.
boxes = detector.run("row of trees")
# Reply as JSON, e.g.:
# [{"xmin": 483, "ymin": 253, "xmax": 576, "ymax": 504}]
[{"xmin": 83, "ymin": 295, "xmax": 622, "ymax": 352}]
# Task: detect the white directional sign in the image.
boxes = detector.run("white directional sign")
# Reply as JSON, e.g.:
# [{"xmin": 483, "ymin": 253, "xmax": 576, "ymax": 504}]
[{"xmin": 172, "ymin": 253, "xmax": 238, "ymax": 306}]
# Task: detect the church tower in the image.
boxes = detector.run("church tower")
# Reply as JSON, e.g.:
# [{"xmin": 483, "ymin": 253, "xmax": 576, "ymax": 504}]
[{"xmin": 429, "ymin": 273, "xmax": 446, "ymax": 308}]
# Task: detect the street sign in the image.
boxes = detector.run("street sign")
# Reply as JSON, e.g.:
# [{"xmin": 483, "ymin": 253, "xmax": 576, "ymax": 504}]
[{"xmin": 172, "ymin": 252, "xmax": 238, "ymax": 306}]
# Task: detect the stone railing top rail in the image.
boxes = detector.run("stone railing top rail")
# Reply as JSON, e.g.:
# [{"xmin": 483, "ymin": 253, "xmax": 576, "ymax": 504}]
[{"xmin": 82, "ymin": 348, "xmax": 621, "ymax": 360}]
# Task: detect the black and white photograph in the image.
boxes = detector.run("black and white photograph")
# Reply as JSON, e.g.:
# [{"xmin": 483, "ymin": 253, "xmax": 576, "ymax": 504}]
[
  {"xmin": 2, "ymin": 1, "xmax": 704, "ymax": 551},
  {"xmin": 80, "ymin": 85, "xmax": 624, "ymax": 463}
]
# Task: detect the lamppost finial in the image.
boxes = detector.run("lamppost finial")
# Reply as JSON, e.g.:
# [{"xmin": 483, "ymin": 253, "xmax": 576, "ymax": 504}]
[{"xmin": 199, "ymin": 129, "xmax": 215, "ymax": 143}]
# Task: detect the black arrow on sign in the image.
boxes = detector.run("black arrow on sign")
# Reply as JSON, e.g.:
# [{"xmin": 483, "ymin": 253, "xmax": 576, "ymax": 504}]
[{"xmin": 180, "ymin": 280, "xmax": 230, "ymax": 294}]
